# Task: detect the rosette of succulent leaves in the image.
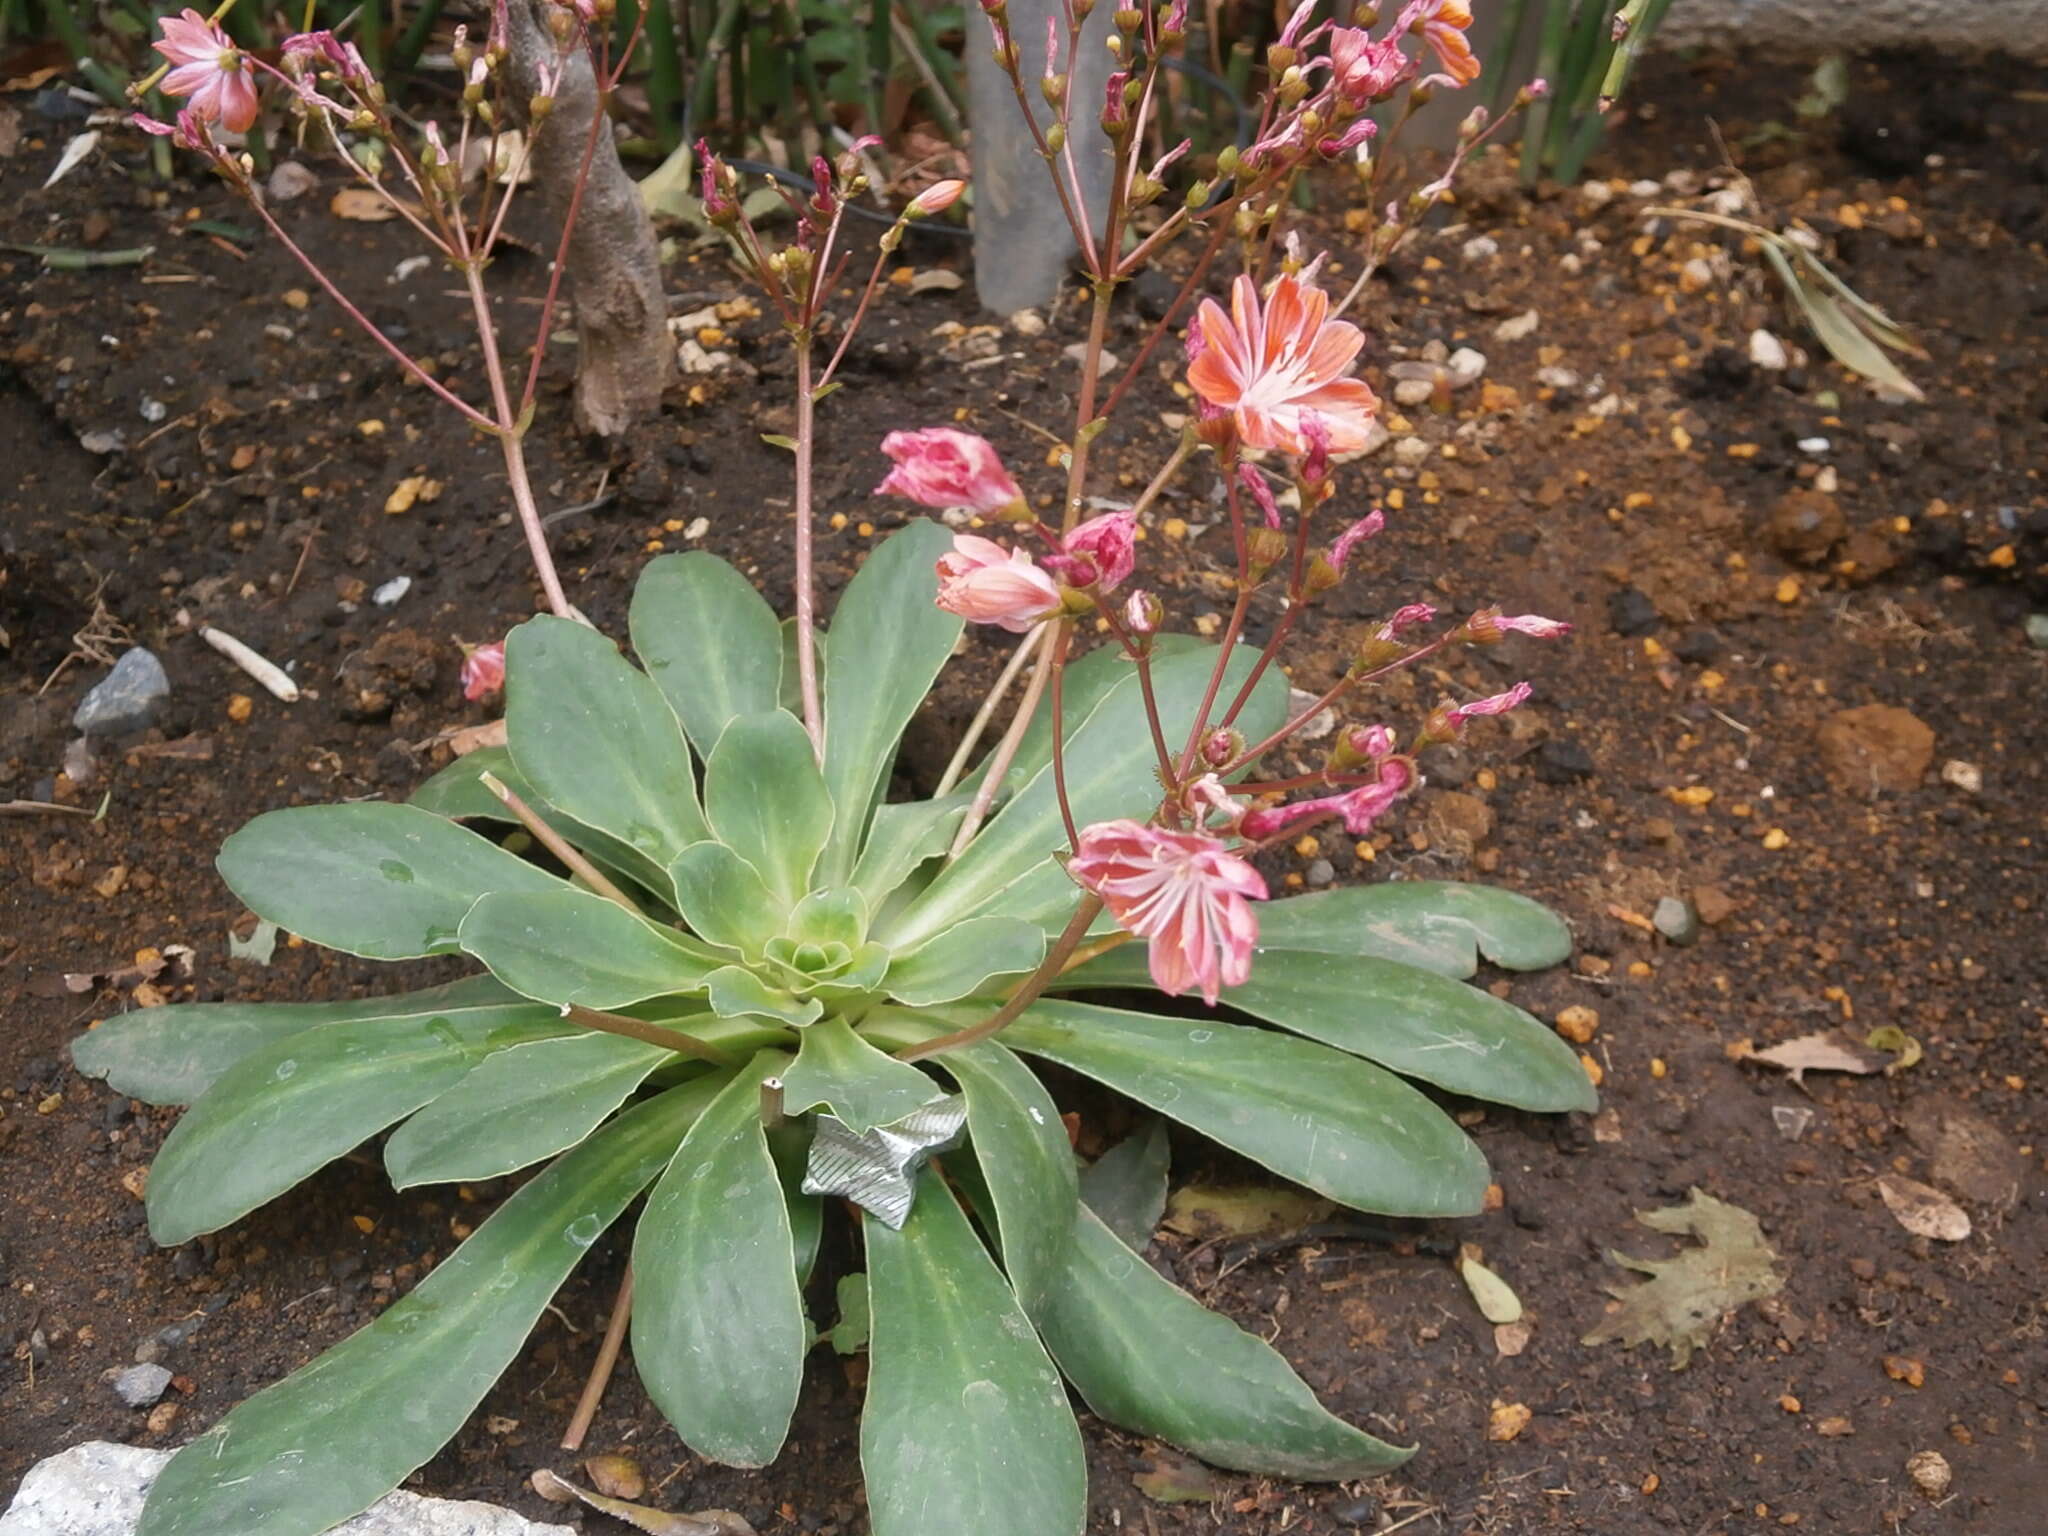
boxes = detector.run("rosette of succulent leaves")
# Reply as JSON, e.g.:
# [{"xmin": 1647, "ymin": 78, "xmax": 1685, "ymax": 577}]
[{"xmin": 76, "ymin": 528, "xmax": 1593, "ymax": 1536}]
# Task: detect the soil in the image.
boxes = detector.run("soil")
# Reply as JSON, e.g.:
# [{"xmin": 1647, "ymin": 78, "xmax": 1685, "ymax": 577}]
[{"xmin": 5, "ymin": 46, "xmax": 2047, "ymax": 1536}]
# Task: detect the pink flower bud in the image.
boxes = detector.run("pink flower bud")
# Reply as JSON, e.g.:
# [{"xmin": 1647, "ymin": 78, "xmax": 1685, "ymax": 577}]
[
  {"xmin": 461, "ymin": 641, "xmax": 506, "ymax": 702},
  {"xmin": 1062, "ymin": 509, "xmax": 1137, "ymax": 594},
  {"xmin": 1237, "ymin": 464, "xmax": 1284, "ymax": 530},
  {"xmin": 1123, "ymin": 588, "xmax": 1161, "ymax": 637},
  {"xmin": 907, "ymin": 179, "xmax": 966, "ymax": 216},
  {"xmin": 1200, "ymin": 728, "xmax": 1242, "ymax": 768},
  {"xmin": 934, "ymin": 535, "xmax": 1064, "ymax": 633},
  {"xmin": 1328, "ymin": 510, "xmax": 1385, "ymax": 574},
  {"xmin": 1443, "ymin": 681, "xmax": 1532, "ymax": 731},
  {"xmin": 876, "ymin": 427, "xmax": 1024, "ymax": 517}
]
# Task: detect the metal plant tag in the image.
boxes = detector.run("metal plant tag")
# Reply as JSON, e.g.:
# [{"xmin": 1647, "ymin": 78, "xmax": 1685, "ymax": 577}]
[{"xmin": 801, "ymin": 1095, "xmax": 968, "ymax": 1229}]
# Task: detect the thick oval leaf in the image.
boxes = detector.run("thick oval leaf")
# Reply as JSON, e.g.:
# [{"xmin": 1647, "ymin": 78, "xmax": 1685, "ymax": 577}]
[
  {"xmin": 409, "ymin": 746, "xmax": 675, "ymax": 906},
  {"xmin": 630, "ymin": 551, "xmax": 785, "ymax": 755},
  {"xmin": 882, "ymin": 641, "xmax": 1288, "ymax": 949},
  {"xmin": 883, "ymin": 914, "xmax": 1046, "ymax": 1006},
  {"xmin": 862, "ymin": 1178, "xmax": 1086, "ymax": 1536},
  {"xmin": 1254, "ymin": 881, "xmax": 1574, "ymax": 976},
  {"xmin": 668, "ymin": 841, "xmax": 785, "ymax": 953},
  {"xmin": 817, "ymin": 520, "xmax": 963, "ymax": 884},
  {"xmin": 506, "ymin": 616, "xmax": 709, "ymax": 867},
  {"xmin": 1002, "ymin": 999, "xmax": 1489, "ymax": 1217},
  {"xmin": 135, "ymin": 1087, "xmax": 706, "ymax": 1536},
  {"xmin": 143, "ymin": 999, "xmax": 571, "ymax": 1245},
  {"xmin": 1058, "ymin": 946, "xmax": 1595, "ymax": 1113},
  {"xmin": 384, "ymin": 1032, "xmax": 681, "ymax": 1188},
  {"xmin": 941, "ymin": 1042, "xmax": 1076, "ymax": 1313},
  {"xmin": 633, "ymin": 1052, "xmax": 805, "ymax": 1467},
  {"xmin": 70, "ymin": 975, "xmax": 523, "ymax": 1107},
  {"xmin": 217, "ymin": 802, "xmax": 564, "ymax": 960},
  {"xmin": 850, "ymin": 793, "xmax": 969, "ymax": 914},
  {"xmin": 703, "ymin": 711, "xmax": 834, "ymax": 906},
  {"xmin": 458, "ymin": 888, "xmax": 719, "ymax": 1009},
  {"xmin": 768, "ymin": 1123, "xmax": 824, "ymax": 1284},
  {"xmin": 1037, "ymin": 1205, "xmax": 1413, "ymax": 1478},
  {"xmin": 777, "ymin": 1016, "xmax": 944, "ymax": 1133},
  {"xmin": 1079, "ymin": 1117, "xmax": 1170, "ymax": 1253}
]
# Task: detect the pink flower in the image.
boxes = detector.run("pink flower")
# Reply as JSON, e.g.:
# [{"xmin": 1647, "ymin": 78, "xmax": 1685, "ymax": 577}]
[
  {"xmin": 153, "ymin": 8, "xmax": 260, "ymax": 134},
  {"xmin": 1070, "ymin": 820, "xmax": 1267, "ymax": 1005},
  {"xmin": 1442, "ymin": 682, "xmax": 1532, "ymax": 732},
  {"xmin": 1188, "ymin": 273, "xmax": 1381, "ymax": 457},
  {"xmin": 461, "ymin": 642, "xmax": 506, "ymax": 702},
  {"xmin": 1327, "ymin": 27, "xmax": 1412, "ymax": 105},
  {"xmin": 1123, "ymin": 589, "xmax": 1161, "ymax": 637},
  {"xmin": 876, "ymin": 428, "xmax": 1025, "ymax": 518},
  {"xmin": 1060, "ymin": 510, "xmax": 1137, "ymax": 593},
  {"xmin": 1494, "ymin": 612, "xmax": 1572, "ymax": 639},
  {"xmin": 1375, "ymin": 602, "xmax": 1437, "ymax": 641},
  {"xmin": 907, "ymin": 179, "xmax": 966, "ymax": 216},
  {"xmin": 1241, "ymin": 757, "xmax": 1416, "ymax": 842},
  {"xmin": 934, "ymin": 535, "xmax": 1063, "ymax": 633}
]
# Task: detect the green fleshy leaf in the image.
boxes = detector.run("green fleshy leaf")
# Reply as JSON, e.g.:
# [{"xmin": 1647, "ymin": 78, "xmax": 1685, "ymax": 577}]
[
  {"xmin": 704, "ymin": 966, "xmax": 824, "ymax": 1028},
  {"xmin": 850, "ymin": 793, "xmax": 969, "ymax": 914},
  {"xmin": 142, "ymin": 999, "xmax": 572, "ymax": 1245},
  {"xmin": 69, "ymin": 975, "xmax": 527, "ymax": 1108},
  {"xmin": 408, "ymin": 746, "xmax": 675, "ymax": 907},
  {"xmin": 668, "ymin": 840, "xmax": 786, "ymax": 953},
  {"xmin": 505, "ymin": 615, "xmax": 709, "ymax": 867},
  {"xmin": 1035, "ymin": 1205, "xmax": 1413, "ymax": 1478},
  {"xmin": 883, "ymin": 914, "xmax": 1046, "ymax": 1006},
  {"xmin": 778, "ymin": 1016, "xmax": 944, "ymax": 1133},
  {"xmin": 216, "ymin": 803, "xmax": 564, "ymax": 961},
  {"xmin": 861, "ymin": 1178, "xmax": 1086, "ymax": 1536},
  {"xmin": 458, "ymin": 888, "xmax": 719, "ymax": 1010},
  {"xmin": 1080, "ymin": 1117, "xmax": 1170, "ymax": 1253},
  {"xmin": 827, "ymin": 1271, "xmax": 870, "ymax": 1354},
  {"xmin": 784, "ymin": 887, "xmax": 869, "ymax": 949},
  {"xmin": 768, "ymin": 1122, "xmax": 824, "ymax": 1285},
  {"xmin": 632, "ymin": 1052, "xmax": 805, "ymax": 1466},
  {"xmin": 630, "ymin": 551, "xmax": 785, "ymax": 755},
  {"xmin": 384, "ymin": 1033, "xmax": 684, "ymax": 1188},
  {"xmin": 817, "ymin": 520, "xmax": 963, "ymax": 884},
  {"xmin": 882, "ymin": 641, "xmax": 1287, "ymax": 949},
  {"xmin": 1252, "ymin": 881, "xmax": 1574, "ymax": 976},
  {"xmin": 1059, "ymin": 946, "xmax": 1595, "ymax": 1113},
  {"xmin": 943, "ymin": 1041, "xmax": 1077, "ymax": 1313},
  {"xmin": 702, "ymin": 710, "xmax": 834, "ymax": 906},
  {"xmin": 1003, "ymin": 999, "xmax": 1488, "ymax": 1217},
  {"xmin": 134, "ymin": 1088, "xmax": 706, "ymax": 1536}
]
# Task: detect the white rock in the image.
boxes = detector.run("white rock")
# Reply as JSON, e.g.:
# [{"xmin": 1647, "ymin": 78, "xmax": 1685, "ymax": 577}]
[
  {"xmin": 1460, "ymin": 235, "xmax": 1499, "ymax": 262},
  {"xmin": 265, "ymin": 160, "xmax": 319, "ymax": 202},
  {"xmin": 1392, "ymin": 378, "xmax": 1437, "ymax": 406},
  {"xmin": 1007, "ymin": 308, "xmax": 1046, "ymax": 336},
  {"xmin": 1446, "ymin": 347, "xmax": 1487, "ymax": 389},
  {"xmin": 1493, "ymin": 309, "xmax": 1539, "ymax": 343},
  {"xmin": 1628, "ymin": 179, "xmax": 1664, "ymax": 198},
  {"xmin": 0, "ymin": 1442, "xmax": 572, "ymax": 1536},
  {"xmin": 1579, "ymin": 180, "xmax": 1615, "ymax": 210},
  {"xmin": 1940, "ymin": 759, "xmax": 1983, "ymax": 795},
  {"xmin": 371, "ymin": 577, "xmax": 411, "ymax": 607},
  {"xmin": 1797, "ymin": 436, "xmax": 1831, "ymax": 454},
  {"xmin": 1391, "ymin": 436, "xmax": 1432, "ymax": 468},
  {"xmin": 1535, "ymin": 366, "xmax": 1581, "ymax": 391},
  {"xmin": 1749, "ymin": 329, "xmax": 1790, "ymax": 370},
  {"xmin": 108, "ymin": 1365, "xmax": 171, "ymax": 1409}
]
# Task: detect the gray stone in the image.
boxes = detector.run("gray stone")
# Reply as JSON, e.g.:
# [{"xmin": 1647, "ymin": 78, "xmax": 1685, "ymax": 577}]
[
  {"xmin": 1653, "ymin": 897, "xmax": 1701, "ymax": 947},
  {"xmin": 72, "ymin": 650, "xmax": 170, "ymax": 738},
  {"xmin": 1306, "ymin": 858, "xmax": 1336, "ymax": 887},
  {"xmin": 0, "ymin": 1442, "xmax": 572, "ymax": 1536},
  {"xmin": 2026, "ymin": 614, "xmax": 2048, "ymax": 650},
  {"xmin": 108, "ymin": 1365, "xmax": 171, "ymax": 1409}
]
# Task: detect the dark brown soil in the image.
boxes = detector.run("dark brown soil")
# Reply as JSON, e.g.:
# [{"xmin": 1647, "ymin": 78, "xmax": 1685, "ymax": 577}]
[{"xmin": 5, "ymin": 48, "xmax": 2047, "ymax": 1536}]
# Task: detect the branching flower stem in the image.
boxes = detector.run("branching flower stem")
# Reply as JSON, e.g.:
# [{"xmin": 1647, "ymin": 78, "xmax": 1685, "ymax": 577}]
[
  {"xmin": 791, "ymin": 336, "xmax": 825, "ymax": 754},
  {"xmin": 893, "ymin": 894, "xmax": 1104, "ymax": 1063}
]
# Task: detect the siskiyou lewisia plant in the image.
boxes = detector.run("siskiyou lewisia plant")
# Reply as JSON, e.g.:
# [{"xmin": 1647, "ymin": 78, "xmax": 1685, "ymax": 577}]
[{"xmin": 75, "ymin": 529, "xmax": 1591, "ymax": 1536}]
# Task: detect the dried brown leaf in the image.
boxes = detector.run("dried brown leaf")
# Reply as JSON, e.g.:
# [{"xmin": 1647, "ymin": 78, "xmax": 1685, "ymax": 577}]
[
  {"xmin": 529, "ymin": 1470, "xmax": 756, "ymax": 1535},
  {"xmin": 1582, "ymin": 1188, "xmax": 1784, "ymax": 1369},
  {"xmin": 1735, "ymin": 1029, "xmax": 1891, "ymax": 1087},
  {"xmin": 1875, "ymin": 1174, "xmax": 1970, "ymax": 1242}
]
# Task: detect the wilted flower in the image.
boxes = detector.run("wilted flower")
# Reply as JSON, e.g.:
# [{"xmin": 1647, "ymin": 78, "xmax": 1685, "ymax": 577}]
[
  {"xmin": 461, "ymin": 641, "xmax": 506, "ymax": 702},
  {"xmin": 153, "ymin": 8, "xmax": 261, "ymax": 134},
  {"xmin": 1464, "ymin": 609, "xmax": 1573, "ymax": 641},
  {"xmin": 1327, "ymin": 510, "xmax": 1386, "ymax": 574},
  {"xmin": 1069, "ymin": 820, "xmax": 1267, "ymax": 1005},
  {"xmin": 1436, "ymin": 681, "xmax": 1533, "ymax": 736},
  {"xmin": 1327, "ymin": 26, "xmax": 1411, "ymax": 106},
  {"xmin": 934, "ymin": 535, "xmax": 1063, "ymax": 632},
  {"xmin": 1059, "ymin": 510, "xmax": 1137, "ymax": 593},
  {"xmin": 876, "ymin": 428, "xmax": 1025, "ymax": 518},
  {"xmin": 1400, "ymin": 0, "xmax": 1480, "ymax": 87},
  {"xmin": 1241, "ymin": 755, "xmax": 1417, "ymax": 841},
  {"xmin": 1187, "ymin": 273, "xmax": 1381, "ymax": 456}
]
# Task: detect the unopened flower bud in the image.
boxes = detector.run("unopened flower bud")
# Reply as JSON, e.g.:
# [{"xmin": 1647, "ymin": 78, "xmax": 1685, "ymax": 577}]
[
  {"xmin": 547, "ymin": 6, "xmax": 575, "ymax": 42},
  {"xmin": 1215, "ymin": 144, "xmax": 1240, "ymax": 179},
  {"xmin": 1040, "ymin": 72, "xmax": 1068, "ymax": 109},
  {"xmin": 1267, "ymin": 43, "xmax": 1298, "ymax": 74},
  {"xmin": 1124, "ymin": 588, "xmax": 1162, "ymax": 639},
  {"xmin": 1245, "ymin": 526, "xmax": 1289, "ymax": 582},
  {"xmin": 529, "ymin": 92, "xmax": 554, "ymax": 121},
  {"xmin": 1458, "ymin": 105, "xmax": 1489, "ymax": 143},
  {"xmin": 907, "ymin": 179, "xmax": 965, "ymax": 217},
  {"xmin": 1116, "ymin": 7, "xmax": 1142, "ymax": 33},
  {"xmin": 1200, "ymin": 728, "xmax": 1243, "ymax": 768},
  {"xmin": 1045, "ymin": 122, "xmax": 1066, "ymax": 155}
]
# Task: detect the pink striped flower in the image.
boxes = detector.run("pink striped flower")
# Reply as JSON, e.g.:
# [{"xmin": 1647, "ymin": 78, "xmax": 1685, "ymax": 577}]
[
  {"xmin": 1327, "ymin": 27, "xmax": 1412, "ymax": 106},
  {"xmin": 934, "ymin": 535, "xmax": 1063, "ymax": 633},
  {"xmin": 153, "ymin": 9, "xmax": 261, "ymax": 134},
  {"xmin": 1241, "ymin": 756, "xmax": 1417, "ymax": 843},
  {"xmin": 1399, "ymin": 0, "xmax": 1481, "ymax": 88},
  {"xmin": 1187, "ymin": 273, "xmax": 1381, "ymax": 457},
  {"xmin": 876, "ymin": 428, "xmax": 1025, "ymax": 518},
  {"xmin": 1069, "ymin": 820, "xmax": 1267, "ymax": 1005},
  {"xmin": 1443, "ymin": 682, "xmax": 1532, "ymax": 731},
  {"xmin": 1059, "ymin": 509, "xmax": 1137, "ymax": 593}
]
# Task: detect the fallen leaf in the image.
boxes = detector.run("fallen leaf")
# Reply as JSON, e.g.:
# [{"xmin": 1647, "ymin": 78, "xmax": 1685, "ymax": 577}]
[
  {"xmin": 330, "ymin": 187, "xmax": 399, "ymax": 222},
  {"xmin": 584, "ymin": 1452, "xmax": 646, "ymax": 1501},
  {"xmin": 1161, "ymin": 1183, "xmax": 1330, "ymax": 1241},
  {"xmin": 1133, "ymin": 1448, "xmax": 1226, "ymax": 1504},
  {"xmin": 1734, "ymin": 1029, "xmax": 1891, "ymax": 1088},
  {"xmin": 43, "ymin": 129, "xmax": 98, "ymax": 189},
  {"xmin": 1493, "ymin": 1321, "xmax": 1533, "ymax": 1357},
  {"xmin": 1457, "ymin": 1249, "xmax": 1523, "ymax": 1324},
  {"xmin": 447, "ymin": 718, "xmax": 509, "ymax": 756},
  {"xmin": 1582, "ymin": 1188, "xmax": 1784, "ymax": 1369},
  {"xmin": 1875, "ymin": 1174, "xmax": 1970, "ymax": 1242},
  {"xmin": 529, "ymin": 1470, "xmax": 756, "ymax": 1535},
  {"xmin": 1487, "ymin": 1399, "xmax": 1532, "ymax": 1442}
]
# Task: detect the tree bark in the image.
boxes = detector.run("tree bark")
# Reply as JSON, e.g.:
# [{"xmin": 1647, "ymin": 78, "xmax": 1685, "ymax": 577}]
[{"xmin": 505, "ymin": 0, "xmax": 672, "ymax": 437}]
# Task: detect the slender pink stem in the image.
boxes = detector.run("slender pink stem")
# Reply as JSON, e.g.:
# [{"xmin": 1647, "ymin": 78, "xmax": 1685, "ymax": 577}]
[
  {"xmin": 818, "ymin": 244, "xmax": 895, "ymax": 390},
  {"xmin": 893, "ymin": 894, "xmax": 1104, "ymax": 1063},
  {"xmin": 1225, "ymin": 635, "xmax": 1455, "ymax": 774},
  {"xmin": 518, "ymin": 73, "xmax": 608, "ymax": 418},
  {"xmin": 792, "ymin": 337, "xmax": 824, "ymax": 754},
  {"xmin": 1047, "ymin": 625, "xmax": 1079, "ymax": 849}
]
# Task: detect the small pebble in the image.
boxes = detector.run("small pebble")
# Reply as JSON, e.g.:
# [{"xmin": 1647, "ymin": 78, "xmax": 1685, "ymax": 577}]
[
  {"xmin": 73, "ymin": 648, "xmax": 171, "ymax": 738},
  {"xmin": 1460, "ymin": 235, "xmax": 1499, "ymax": 261},
  {"xmin": 371, "ymin": 576, "xmax": 412, "ymax": 607},
  {"xmin": 1331, "ymin": 1494, "xmax": 1378, "ymax": 1527},
  {"xmin": 2026, "ymin": 614, "xmax": 2048, "ymax": 650},
  {"xmin": 1392, "ymin": 377, "xmax": 1436, "ymax": 406},
  {"xmin": 1446, "ymin": 347, "xmax": 1487, "ymax": 389},
  {"xmin": 1535, "ymin": 365, "xmax": 1581, "ymax": 391},
  {"xmin": 1907, "ymin": 1449, "xmax": 1952, "ymax": 1498},
  {"xmin": 1494, "ymin": 309, "xmax": 1539, "ymax": 343},
  {"xmin": 1797, "ymin": 436, "xmax": 1831, "ymax": 454},
  {"xmin": 1939, "ymin": 759, "xmax": 1982, "ymax": 794},
  {"xmin": 111, "ymin": 1362, "xmax": 173, "ymax": 1408},
  {"xmin": 1306, "ymin": 858, "xmax": 1335, "ymax": 887},
  {"xmin": 1653, "ymin": 896, "xmax": 1700, "ymax": 946},
  {"xmin": 1748, "ymin": 329, "xmax": 1789, "ymax": 370}
]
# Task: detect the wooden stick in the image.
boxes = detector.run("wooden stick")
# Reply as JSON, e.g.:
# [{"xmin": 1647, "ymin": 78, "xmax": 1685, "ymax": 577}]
[
  {"xmin": 563, "ymin": 1004, "xmax": 731, "ymax": 1066},
  {"xmin": 477, "ymin": 770, "xmax": 640, "ymax": 912}
]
